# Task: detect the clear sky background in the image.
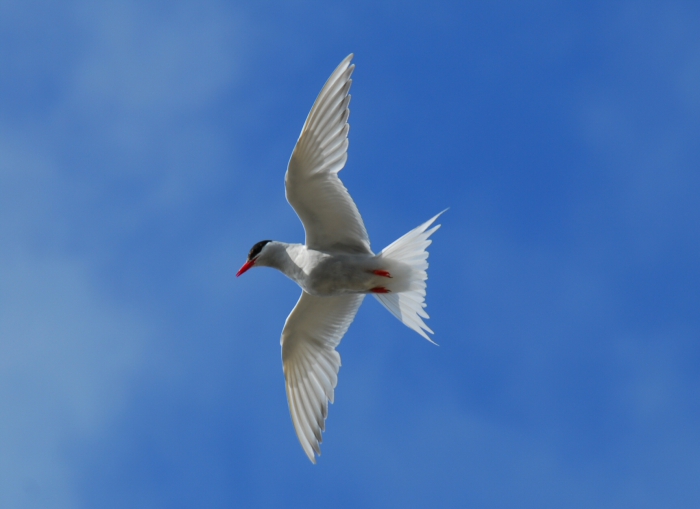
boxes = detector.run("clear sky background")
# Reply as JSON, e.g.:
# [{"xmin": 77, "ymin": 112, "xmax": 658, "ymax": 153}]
[{"xmin": 1, "ymin": 1, "xmax": 699, "ymax": 508}]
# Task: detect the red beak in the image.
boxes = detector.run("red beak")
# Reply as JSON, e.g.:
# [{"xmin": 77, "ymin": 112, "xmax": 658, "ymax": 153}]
[{"xmin": 236, "ymin": 259, "xmax": 255, "ymax": 277}]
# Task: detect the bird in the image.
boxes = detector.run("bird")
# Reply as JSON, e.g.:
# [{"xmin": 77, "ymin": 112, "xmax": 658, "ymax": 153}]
[{"xmin": 236, "ymin": 54, "xmax": 444, "ymax": 463}]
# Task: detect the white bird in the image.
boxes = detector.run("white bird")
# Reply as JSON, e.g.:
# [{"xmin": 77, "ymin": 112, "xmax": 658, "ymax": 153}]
[{"xmin": 237, "ymin": 54, "xmax": 443, "ymax": 463}]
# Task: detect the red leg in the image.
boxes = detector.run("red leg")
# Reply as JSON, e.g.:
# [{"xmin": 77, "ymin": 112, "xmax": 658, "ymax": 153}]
[
  {"xmin": 372, "ymin": 269, "xmax": 392, "ymax": 278},
  {"xmin": 370, "ymin": 286, "xmax": 391, "ymax": 293}
]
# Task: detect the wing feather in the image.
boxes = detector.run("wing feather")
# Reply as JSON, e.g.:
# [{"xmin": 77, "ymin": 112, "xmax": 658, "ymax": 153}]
[
  {"xmin": 287, "ymin": 378, "xmax": 316, "ymax": 458},
  {"xmin": 286, "ymin": 54, "xmax": 371, "ymax": 254},
  {"xmin": 281, "ymin": 291, "xmax": 365, "ymax": 463}
]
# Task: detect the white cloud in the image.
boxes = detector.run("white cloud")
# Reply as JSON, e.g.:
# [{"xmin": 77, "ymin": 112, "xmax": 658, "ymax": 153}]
[
  {"xmin": 0, "ymin": 252, "xmax": 147, "ymax": 509},
  {"xmin": 0, "ymin": 1, "xmax": 250, "ymax": 507},
  {"xmin": 71, "ymin": 1, "xmax": 241, "ymax": 112},
  {"xmin": 0, "ymin": 129, "xmax": 145, "ymax": 508}
]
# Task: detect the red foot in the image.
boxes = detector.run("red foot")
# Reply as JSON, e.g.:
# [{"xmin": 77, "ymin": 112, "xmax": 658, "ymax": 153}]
[
  {"xmin": 372, "ymin": 270, "xmax": 392, "ymax": 278},
  {"xmin": 370, "ymin": 286, "xmax": 391, "ymax": 293}
]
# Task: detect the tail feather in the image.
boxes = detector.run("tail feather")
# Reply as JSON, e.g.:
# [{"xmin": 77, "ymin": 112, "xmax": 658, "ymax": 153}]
[{"xmin": 374, "ymin": 210, "xmax": 445, "ymax": 344}]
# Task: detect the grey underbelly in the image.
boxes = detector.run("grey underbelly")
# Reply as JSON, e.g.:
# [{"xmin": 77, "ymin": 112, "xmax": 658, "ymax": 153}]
[{"xmin": 303, "ymin": 258, "xmax": 375, "ymax": 296}]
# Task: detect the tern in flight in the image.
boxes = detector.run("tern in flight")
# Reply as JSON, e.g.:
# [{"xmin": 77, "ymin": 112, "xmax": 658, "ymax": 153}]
[{"xmin": 237, "ymin": 54, "xmax": 443, "ymax": 463}]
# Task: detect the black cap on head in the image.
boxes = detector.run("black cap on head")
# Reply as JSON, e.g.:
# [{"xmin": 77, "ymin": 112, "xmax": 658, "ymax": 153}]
[{"xmin": 248, "ymin": 240, "xmax": 271, "ymax": 261}]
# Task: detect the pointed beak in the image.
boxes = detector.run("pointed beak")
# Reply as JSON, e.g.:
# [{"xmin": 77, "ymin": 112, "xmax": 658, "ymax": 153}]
[{"xmin": 236, "ymin": 259, "xmax": 255, "ymax": 277}]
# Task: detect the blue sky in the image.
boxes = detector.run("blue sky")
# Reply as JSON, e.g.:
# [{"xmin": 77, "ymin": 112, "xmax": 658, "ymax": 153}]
[{"xmin": 1, "ymin": 1, "xmax": 699, "ymax": 507}]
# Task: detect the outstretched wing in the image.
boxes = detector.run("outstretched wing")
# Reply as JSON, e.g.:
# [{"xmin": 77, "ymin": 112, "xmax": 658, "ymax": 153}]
[
  {"xmin": 286, "ymin": 54, "xmax": 371, "ymax": 254},
  {"xmin": 281, "ymin": 291, "xmax": 365, "ymax": 463}
]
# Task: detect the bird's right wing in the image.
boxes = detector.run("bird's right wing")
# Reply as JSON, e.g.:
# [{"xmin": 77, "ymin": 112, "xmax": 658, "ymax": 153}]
[
  {"xmin": 281, "ymin": 291, "xmax": 365, "ymax": 463},
  {"xmin": 286, "ymin": 54, "xmax": 372, "ymax": 255}
]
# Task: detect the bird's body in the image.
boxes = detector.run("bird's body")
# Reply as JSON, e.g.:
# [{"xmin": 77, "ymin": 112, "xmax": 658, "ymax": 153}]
[
  {"xmin": 252, "ymin": 242, "xmax": 416, "ymax": 297},
  {"xmin": 237, "ymin": 54, "xmax": 443, "ymax": 463}
]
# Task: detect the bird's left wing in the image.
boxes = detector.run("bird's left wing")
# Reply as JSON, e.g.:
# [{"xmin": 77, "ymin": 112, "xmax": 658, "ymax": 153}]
[
  {"xmin": 286, "ymin": 54, "xmax": 372, "ymax": 255},
  {"xmin": 281, "ymin": 291, "xmax": 365, "ymax": 463}
]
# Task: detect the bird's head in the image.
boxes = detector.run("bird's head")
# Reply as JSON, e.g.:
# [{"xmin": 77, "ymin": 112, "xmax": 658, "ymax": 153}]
[{"xmin": 236, "ymin": 240, "xmax": 272, "ymax": 277}]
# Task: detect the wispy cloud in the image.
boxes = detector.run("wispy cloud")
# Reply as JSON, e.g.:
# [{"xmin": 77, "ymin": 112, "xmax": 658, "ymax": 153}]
[{"xmin": 0, "ymin": 1, "xmax": 248, "ymax": 507}]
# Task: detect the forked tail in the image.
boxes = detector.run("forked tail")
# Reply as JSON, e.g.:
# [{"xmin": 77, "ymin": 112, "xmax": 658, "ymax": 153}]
[{"xmin": 374, "ymin": 211, "xmax": 445, "ymax": 344}]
